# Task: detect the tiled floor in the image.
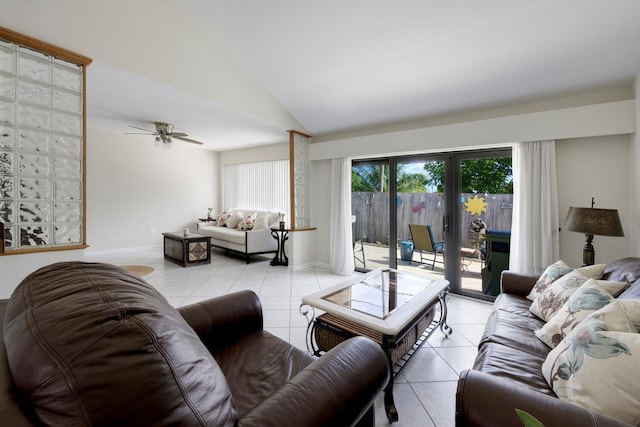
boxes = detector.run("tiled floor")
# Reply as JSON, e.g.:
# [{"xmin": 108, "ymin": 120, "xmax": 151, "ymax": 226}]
[{"xmin": 85, "ymin": 247, "xmax": 493, "ymax": 427}]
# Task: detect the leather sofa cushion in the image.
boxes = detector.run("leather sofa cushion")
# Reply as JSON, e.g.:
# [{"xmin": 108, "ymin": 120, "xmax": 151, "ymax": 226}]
[
  {"xmin": 3, "ymin": 262, "xmax": 237, "ymax": 426},
  {"xmin": 473, "ymin": 342, "xmax": 555, "ymax": 396},
  {"xmin": 492, "ymin": 293, "xmax": 539, "ymax": 317},
  {"xmin": 480, "ymin": 302, "xmax": 548, "ymax": 359},
  {"xmin": 214, "ymin": 330, "xmax": 315, "ymax": 417},
  {"xmin": 603, "ymin": 257, "xmax": 640, "ymax": 299}
]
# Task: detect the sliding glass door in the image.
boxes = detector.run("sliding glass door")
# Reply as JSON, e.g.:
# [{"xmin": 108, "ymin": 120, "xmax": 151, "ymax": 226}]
[
  {"xmin": 394, "ymin": 158, "xmax": 446, "ymax": 274},
  {"xmin": 352, "ymin": 149, "xmax": 512, "ymax": 300},
  {"xmin": 453, "ymin": 151, "xmax": 513, "ymax": 299},
  {"xmin": 351, "ymin": 160, "xmax": 390, "ymax": 271}
]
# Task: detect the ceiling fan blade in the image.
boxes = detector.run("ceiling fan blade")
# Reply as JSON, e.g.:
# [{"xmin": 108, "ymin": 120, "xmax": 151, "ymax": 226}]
[
  {"xmin": 170, "ymin": 132, "xmax": 189, "ymax": 138},
  {"xmin": 124, "ymin": 132, "xmax": 155, "ymax": 135},
  {"xmin": 128, "ymin": 125, "xmax": 156, "ymax": 133},
  {"xmin": 173, "ymin": 135, "xmax": 204, "ymax": 145}
]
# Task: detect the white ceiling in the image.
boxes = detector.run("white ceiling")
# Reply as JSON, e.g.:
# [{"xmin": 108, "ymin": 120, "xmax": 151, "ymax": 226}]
[{"xmin": 81, "ymin": 1, "xmax": 640, "ymax": 150}]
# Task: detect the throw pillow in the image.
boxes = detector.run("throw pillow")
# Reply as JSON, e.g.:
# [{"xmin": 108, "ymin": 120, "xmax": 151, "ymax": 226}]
[
  {"xmin": 529, "ymin": 264, "xmax": 606, "ymax": 321},
  {"xmin": 237, "ymin": 214, "xmax": 257, "ymax": 231},
  {"xmin": 541, "ymin": 301, "xmax": 640, "ymax": 425},
  {"xmin": 534, "ymin": 278, "xmax": 627, "ymax": 347},
  {"xmin": 216, "ymin": 210, "xmax": 232, "ymax": 227},
  {"xmin": 268, "ymin": 212, "xmax": 280, "ymax": 229},
  {"xmin": 527, "ymin": 260, "xmax": 573, "ymax": 301},
  {"xmin": 253, "ymin": 213, "xmax": 269, "ymax": 230},
  {"xmin": 224, "ymin": 212, "xmax": 242, "ymax": 229}
]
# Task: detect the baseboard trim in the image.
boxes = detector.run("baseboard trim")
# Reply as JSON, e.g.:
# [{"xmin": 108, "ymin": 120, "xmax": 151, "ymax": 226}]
[
  {"xmin": 84, "ymin": 245, "xmax": 162, "ymax": 257},
  {"xmin": 288, "ymin": 261, "xmax": 331, "ymax": 272}
]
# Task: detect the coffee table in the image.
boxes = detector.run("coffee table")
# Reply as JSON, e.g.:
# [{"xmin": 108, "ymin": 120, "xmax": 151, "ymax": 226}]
[{"xmin": 300, "ymin": 268, "xmax": 451, "ymax": 423}]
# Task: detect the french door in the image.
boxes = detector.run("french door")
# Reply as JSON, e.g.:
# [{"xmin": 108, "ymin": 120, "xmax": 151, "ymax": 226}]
[{"xmin": 351, "ymin": 149, "xmax": 512, "ymax": 300}]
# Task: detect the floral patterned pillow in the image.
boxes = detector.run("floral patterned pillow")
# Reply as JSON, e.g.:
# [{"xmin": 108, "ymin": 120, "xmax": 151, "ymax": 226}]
[
  {"xmin": 527, "ymin": 260, "xmax": 573, "ymax": 301},
  {"xmin": 236, "ymin": 214, "xmax": 257, "ymax": 231},
  {"xmin": 534, "ymin": 279, "xmax": 627, "ymax": 347},
  {"xmin": 529, "ymin": 264, "xmax": 607, "ymax": 321},
  {"xmin": 541, "ymin": 300, "xmax": 640, "ymax": 425},
  {"xmin": 216, "ymin": 210, "xmax": 232, "ymax": 227}
]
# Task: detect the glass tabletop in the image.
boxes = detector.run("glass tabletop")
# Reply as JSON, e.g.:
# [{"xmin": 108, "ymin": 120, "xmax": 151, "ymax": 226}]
[{"xmin": 322, "ymin": 269, "xmax": 430, "ymax": 319}]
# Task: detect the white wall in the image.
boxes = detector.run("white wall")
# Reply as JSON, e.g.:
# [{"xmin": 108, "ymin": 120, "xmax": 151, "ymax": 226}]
[
  {"xmin": 556, "ymin": 135, "xmax": 630, "ymax": 266},
  {"xmin": 86, "ymin": 128, "xmax": 218, "ymax": 253},
  {"xmin": 632, "ymin": 70, "xmax": 640, "ymax": 255},
  {"xmin": 310, "ymin": 100, "xmax": 634, "ymax": 161},
  {"xmin": 0, "ymin": 250, "xmax": 85, "ymax": 299},
  {"xmin": 310, "ymin": 159, "xmax": 333, "ymax": 267}
]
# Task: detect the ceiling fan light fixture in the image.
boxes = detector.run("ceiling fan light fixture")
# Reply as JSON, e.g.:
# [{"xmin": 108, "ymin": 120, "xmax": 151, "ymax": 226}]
[
  {"xmin": 156, "ymin": 122, "xmax": 173, "ymax": 135},
  {"xmin": 126, "ymin": 122, "xmax": 204, "ymax": 147}
]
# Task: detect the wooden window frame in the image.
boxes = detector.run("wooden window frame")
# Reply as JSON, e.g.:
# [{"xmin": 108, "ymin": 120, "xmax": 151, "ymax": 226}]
[{"xmin": 0, "ymin": 26, "xmax": 92, "ymax": 255}]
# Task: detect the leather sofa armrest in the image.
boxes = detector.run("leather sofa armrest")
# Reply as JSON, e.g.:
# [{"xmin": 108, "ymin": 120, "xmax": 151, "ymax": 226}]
[
  {"xmin": 500, "ymin": 271, "xmax": 539, "ymax": 297},
  {"xmin": 238, "ymin": 337, "xmax": 389, "ymax": 427},
  {"xmin": 178, "ymin": 290, "xmax": 263, "ymax": 353},
  {"xmin": 456, "ymin": 369, "xmax": 628, "ymax": 427}
]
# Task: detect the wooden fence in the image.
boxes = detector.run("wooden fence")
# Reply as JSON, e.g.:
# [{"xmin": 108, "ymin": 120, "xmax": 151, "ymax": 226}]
[{"xmin": 352, "ymin": 192, "xmax": 513, "ymax": 247}]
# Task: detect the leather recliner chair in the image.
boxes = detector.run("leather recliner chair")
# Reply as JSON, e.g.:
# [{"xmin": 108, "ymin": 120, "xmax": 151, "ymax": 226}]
[{"xmin": 1, "ymin": 262, "xmax": 389, "ymax": 426}]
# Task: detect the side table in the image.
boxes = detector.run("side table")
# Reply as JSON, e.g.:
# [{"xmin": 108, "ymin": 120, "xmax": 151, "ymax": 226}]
[
  {"xmin": 269, "ymin": 228, "xmax": 289, "ymax": 266},
  {"xmin": 162, "ymin": 232, "xmax": 211, "ymax": 267}
]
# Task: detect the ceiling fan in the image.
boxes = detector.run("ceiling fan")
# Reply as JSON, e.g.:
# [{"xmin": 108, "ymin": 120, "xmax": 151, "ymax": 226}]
[{"xmin": 125, "ymin": 122, "xmax": 204, "ymax": 146}]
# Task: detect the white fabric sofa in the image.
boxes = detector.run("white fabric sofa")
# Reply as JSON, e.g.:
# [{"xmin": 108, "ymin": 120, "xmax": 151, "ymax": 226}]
[{"xmin": 197, "ymin": 209, "xmax": 279, "ymax": 264}]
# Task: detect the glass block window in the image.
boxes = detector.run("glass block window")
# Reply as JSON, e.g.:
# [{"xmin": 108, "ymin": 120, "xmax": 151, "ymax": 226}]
[
  {"xmin": 291, "ymin": 131, "xmax": 311, "ymax": 229},
  {"xmin": 0, "ymin": 28, "xmax": 91, "ymax": 253}
]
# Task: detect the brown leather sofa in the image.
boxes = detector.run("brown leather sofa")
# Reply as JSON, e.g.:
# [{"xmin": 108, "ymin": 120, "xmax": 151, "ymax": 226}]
[
  {"xmin": 456, "ymin": 257, "xmax": 640, "ymax": 427},
  {"xmin": 0, "ymin": 262, "xmax": 389, "ymax": 426}
]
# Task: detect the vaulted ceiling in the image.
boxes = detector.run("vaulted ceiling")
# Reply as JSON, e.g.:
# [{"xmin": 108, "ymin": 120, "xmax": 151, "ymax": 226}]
[{"xmin": 3, "ymin": 1, "xmax": 640, "ymax": 150}]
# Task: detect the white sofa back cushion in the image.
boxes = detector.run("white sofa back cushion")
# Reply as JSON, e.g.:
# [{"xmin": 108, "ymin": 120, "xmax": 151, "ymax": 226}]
[
  {"xmin": 253, "ymin": 214, "xmax": 269, "ymax": 230},
  {"xmin": 224, "ymin": 212, "xmax": 243, "ymax": 229},
  {"xmin": 232, "ymin": 210, "xmax": 279, "ymax": 230}
]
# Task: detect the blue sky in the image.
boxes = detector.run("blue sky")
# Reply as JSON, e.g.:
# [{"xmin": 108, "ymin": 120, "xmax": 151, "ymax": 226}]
[{"xmin": 403, "ymin": 162, "xmax": 426, "ymax": 174}]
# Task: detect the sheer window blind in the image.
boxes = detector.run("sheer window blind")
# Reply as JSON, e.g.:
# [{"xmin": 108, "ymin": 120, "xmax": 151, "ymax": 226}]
[{"xmin": 223, "ymin": 160, "xmax": 290, "ymax": 215}]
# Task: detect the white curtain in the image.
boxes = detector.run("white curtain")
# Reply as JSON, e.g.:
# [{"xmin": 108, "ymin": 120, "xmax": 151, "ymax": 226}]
[
  {"xmin": 510, "ymin": 140, "xmax": 559, "ymax": 274},
  {"xmin": 330, "ymin": 158, "xmax": 355, "ymax": 275}
]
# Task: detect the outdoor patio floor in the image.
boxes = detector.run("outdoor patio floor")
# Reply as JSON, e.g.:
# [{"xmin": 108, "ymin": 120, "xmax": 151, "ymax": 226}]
[{"xmin": 355, "ymin": 242, "xmax": 484, "ymax": 293}]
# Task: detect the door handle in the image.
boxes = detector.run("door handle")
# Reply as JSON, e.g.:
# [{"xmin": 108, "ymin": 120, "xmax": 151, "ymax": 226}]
[{"xmin": 443, "ymin": 215, "xmax": 449, "ymax": 233}]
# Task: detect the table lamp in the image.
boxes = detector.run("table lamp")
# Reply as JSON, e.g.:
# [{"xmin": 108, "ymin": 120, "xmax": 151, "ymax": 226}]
[{"xmin": 563, "ymin": 199, "xmax": 624, "ymax": 265}]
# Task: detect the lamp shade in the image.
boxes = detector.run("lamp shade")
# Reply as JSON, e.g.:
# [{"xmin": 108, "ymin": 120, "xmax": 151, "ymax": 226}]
[{"xmin": 564, "ymin": 207, "xmax": 624, "ymax": 237}]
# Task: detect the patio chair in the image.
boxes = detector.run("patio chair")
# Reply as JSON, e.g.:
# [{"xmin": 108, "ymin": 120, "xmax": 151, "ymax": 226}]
[
  {"xmin": 352, "ymin": 216, "xmax": 366, "ymax": 269},
  {"xmin": 408, "ymin": 224, "xmax": 444, "ymax": 270},
  {"xmin": 354, "ymin": 238, "xmax": 366, "ymax": 269}
]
